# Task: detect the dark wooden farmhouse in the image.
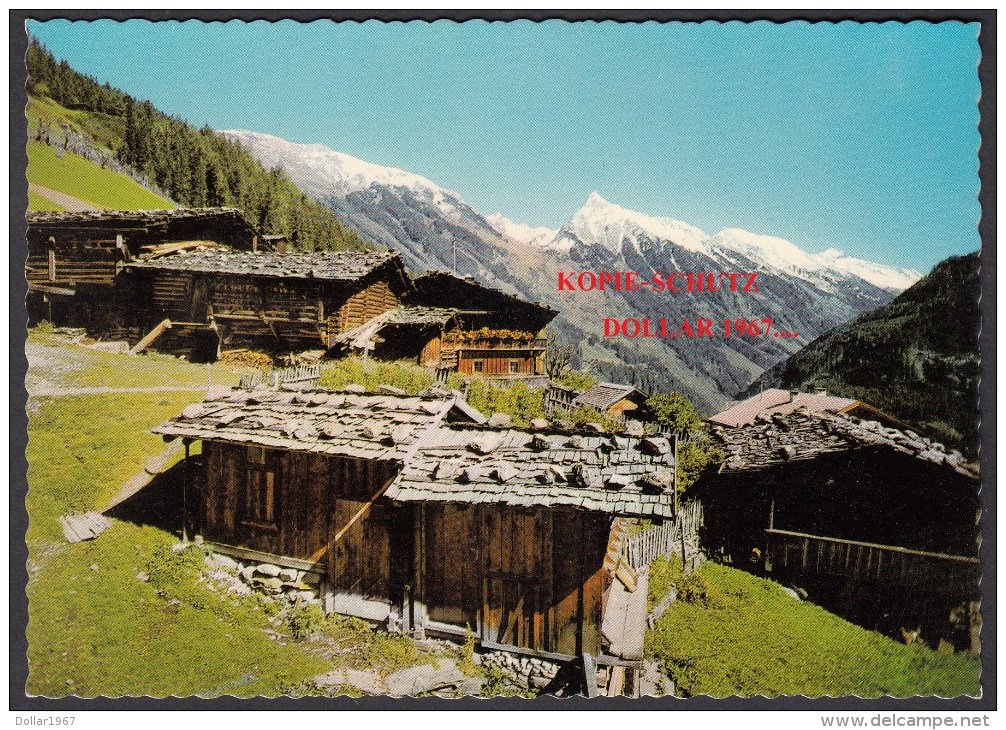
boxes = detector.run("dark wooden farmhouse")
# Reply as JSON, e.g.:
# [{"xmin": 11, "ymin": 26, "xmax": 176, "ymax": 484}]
[
  {"xmin": 25, "ymin": 208, "xmax": 259, "ymax": 331},
  {"xmin": 153, "ymin": 386, "xmax": 677, "ymax": 674},
  {"xmin": 573, "ymin": 382, "xmax": 648, "ymax": 423},
  {"xmin": 123, "ymin": 249, "xmax": 414, "ymax": 358},
  {"xmin": 698, "ymin": 407, "xmax": 981, "ymax": 648}
]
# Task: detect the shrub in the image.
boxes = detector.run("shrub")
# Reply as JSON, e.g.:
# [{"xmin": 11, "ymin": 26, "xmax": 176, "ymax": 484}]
[
  {"xmin": 318, "ymin": 357, "xmax": 435, "ymax": 394},
  {"xmin": 288, "ymin": 603, "xmax": 327, "ymax": 640},
  {"xmin": 565, "ymin": 405, "xmax": 622, "ymax": 433}
]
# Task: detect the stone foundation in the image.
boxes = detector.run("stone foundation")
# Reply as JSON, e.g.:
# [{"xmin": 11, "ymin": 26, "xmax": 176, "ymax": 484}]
[
  {"xmin": 204, "ymin": 551, "xmax": 323, "ymax": 604},
  {"xmin": 479, "ymin": 650, "xmax": 561, "ymax": 691}
]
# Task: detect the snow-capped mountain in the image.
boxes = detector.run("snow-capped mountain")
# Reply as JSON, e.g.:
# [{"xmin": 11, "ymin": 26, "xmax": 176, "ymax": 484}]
[
  {"xmin": 224, "ymin": 128, "xmax": 921, "ymax": 411},
  {"xmin": 556, "ymin": 192, "xmax": 711, "ymax": 256},
  {"xmin": 222, "ymin": 129, "xmax": 448, "ymax": 200},
  {"xmin": 485, "ymin": 213, "xmax": 559, "ymax": 250},
  {"xmin": 222, "ymin": 129, "xmax": 522, "ymax": 279},
  {"xmin": 559, "ymin": 193, "xmax": 920, "ymax": 294}
]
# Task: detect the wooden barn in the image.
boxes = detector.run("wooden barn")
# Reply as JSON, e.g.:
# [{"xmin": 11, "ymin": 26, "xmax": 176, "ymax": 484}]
[
  {"xmin": 124, "ymin": 249, "xmax": 414, "ymax": 358},
  {"xmin": 698, "ymin": 409, "xmax": 981, "ymax": 648},
  {"xmin": 572, "ymin": 382, "xmax": 648, "ymax": 422},
  {"xmin": 25, "ymin": 208, "xmax": 259, "ymax": 331},
  {"xmin": 153, "ymin": 386, "xmax": 678, "ymax": 678}
]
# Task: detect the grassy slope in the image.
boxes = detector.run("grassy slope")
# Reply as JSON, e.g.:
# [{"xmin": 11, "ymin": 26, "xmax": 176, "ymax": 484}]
[
  {"xmin": 25, "ymin": 334, "xmax": 330, "ymax": 697},
  {"xmin": 27, "ymin": 93, "xmax": 171, "ymax": 211},
  {"xmin": 27, "ymin": 142, "xmax": 173, "ymax": 211},
  {"xmin": 646, "ymin": 559, "xmax": 981, "ymax": 698}
]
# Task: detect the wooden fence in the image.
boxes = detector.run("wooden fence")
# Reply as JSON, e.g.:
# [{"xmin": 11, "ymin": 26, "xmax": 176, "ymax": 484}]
[
  {"xmin": 239, "ymin": 363, "xmax": 321, "ymax": 390},
  {"xmin": 764, "ymin": 528, "xmax": 981, "ymax": 592},
  {"xmin": 622, "ymin": 501, "xmax": 704, "ymax": 571}
]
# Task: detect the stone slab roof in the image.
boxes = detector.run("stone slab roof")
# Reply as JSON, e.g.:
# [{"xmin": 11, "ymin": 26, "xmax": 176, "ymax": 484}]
[
  {"xmin": 385, "ymin": 427, "xmax": 678, "ymax": 518},
  {"xmin": 128, "ymin": 249, "xmax": 399, "ymax": 282},
  {"xmin": 153, "ymin": 385, "xmax": 483, "ymax": 462},
  {"xmin": 26, "ymin": 207, "xmax": 250, "ymax": 228},
  {"xmin": 711, "ymin": 410, "xmax": 978, "ymax": 479},
  {"xmin": 707, "ymin": 388, "xmax": 859, "ymax": 428},
  {"xmin": 330, "ymin": 306, "xmax": 459, "ymax": 351}
]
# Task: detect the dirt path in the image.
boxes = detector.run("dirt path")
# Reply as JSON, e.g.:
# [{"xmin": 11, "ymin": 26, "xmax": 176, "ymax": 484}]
[
  {"xmin": 29, "ymin": 385, "xmax": 211, "ymax": 397},
  {"xmin": 29, "ymin": 183, "xmax": 99, "ymax": 212}
]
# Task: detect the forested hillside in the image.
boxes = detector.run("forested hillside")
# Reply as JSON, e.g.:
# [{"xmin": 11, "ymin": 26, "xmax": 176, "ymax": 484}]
[
  {"xmin": 746, "ymin": 252, "xmax": 980, "ymax": 454},
  {"xmin": 25, "ymin": 39, "xmax": 369, "ymax": 251}
]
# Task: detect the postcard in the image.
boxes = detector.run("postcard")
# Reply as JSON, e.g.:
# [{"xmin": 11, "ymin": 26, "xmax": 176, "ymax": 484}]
[{"xmin": 14, "ymin": 13, "xmax": 990, "ymax": 705}]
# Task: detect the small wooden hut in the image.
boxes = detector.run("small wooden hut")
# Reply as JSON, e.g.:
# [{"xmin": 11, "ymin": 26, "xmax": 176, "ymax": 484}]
[
  {"xmin": 572, "ymin": 383, "xmax": 648, "ymax": 422},
  {"xmin": 153, "ymin": 387, "xmax": 678, "ymax": 674},
  {"xmin": 698, "ymin": 409, "xmax": 981, "ymax": 647},
  {"xmin": 407, "ymin": 272, "xmax": 558, "ymax": 376}
]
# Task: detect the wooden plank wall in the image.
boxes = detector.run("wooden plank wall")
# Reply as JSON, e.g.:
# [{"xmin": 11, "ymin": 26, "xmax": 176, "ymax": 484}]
[
  {"xmin": 608, "ymin": 398, "xmax": 641, "ymax": 420},
  {"xmin": 212, "ymin": 278, "xmax": 322, "ymax": 322},
  {"xmin": 418, "ymin": 335, "xmax": 443, "ymax": 368},
  {"xmin": 420, "ymin": 504, "xmax": 609, "ymax": 656},
  {"xmin": 149, "ymin": 272, "xmax": 194, "ymax": 320},
  {"xmin": 26, "ymin": 247, "xmax": 118, "ymax": 286},
  {"xmin": 457, "ymin": 351, "xmax": 538, "ymax": 376},
  {"xmin": 201, "ymin": 442, "xmax": 402, "ymax": 603}
]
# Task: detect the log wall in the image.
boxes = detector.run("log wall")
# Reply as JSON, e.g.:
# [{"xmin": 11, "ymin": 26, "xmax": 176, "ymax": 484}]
[
  {"xmin": 457, "ymin": 350, "xmax": 540, "ymax": 376},
  {"xmin": 330, "ymin": 279, "xmax": 400, "ymax": 340},
  {"xmin": 26, "ymin": 244, "xmax": 119, "ymax": 287}
]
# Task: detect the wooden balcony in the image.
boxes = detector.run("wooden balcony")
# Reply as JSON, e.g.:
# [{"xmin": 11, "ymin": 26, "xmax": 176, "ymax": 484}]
[{"xmin": 442, "ymin": 333, "xmax": 548, "ymax": 351}]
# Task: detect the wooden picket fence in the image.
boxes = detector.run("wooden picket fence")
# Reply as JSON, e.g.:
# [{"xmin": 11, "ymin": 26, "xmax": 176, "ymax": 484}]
[
  {"xmin": 240, "ymin": 363, "xmax": 321, "ymax": 389},
  {"xmin": 622, "ymin": 500, "xmax": 704, "ymax": 571}
]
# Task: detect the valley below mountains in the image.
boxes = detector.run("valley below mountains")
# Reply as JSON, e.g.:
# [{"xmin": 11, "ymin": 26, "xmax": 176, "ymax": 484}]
[{"xmin": 223, "ymin": 129, "xmax": 920, "ymax": 413}]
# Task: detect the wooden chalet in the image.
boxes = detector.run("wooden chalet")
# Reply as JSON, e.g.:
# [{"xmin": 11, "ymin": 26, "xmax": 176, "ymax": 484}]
[
  {"xmin": 404, "ymin": 272, "xmax": 558, "ymax": 376},
  {"xmin": 123, "ymin": 249, "xmax": 413, "ymax": 358},
  {"xmin": 153, "ymin": 386, "xmax": 678, "ymax": 676},
  {"xmin": 698, "ymin": 409, "xmax": 981, "ymax": 648},
  {"xmin": 25, "ymin": 208, "xmax": 259, "ymax": 332},
  {"xmin": 573, "ymin": 383, "xmax": 648, "ymax": 422}
]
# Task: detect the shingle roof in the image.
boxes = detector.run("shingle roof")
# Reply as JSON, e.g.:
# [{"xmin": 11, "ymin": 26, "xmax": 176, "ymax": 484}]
[
  {"xmin": 26, "ymin": 207, "xmax": 250, "ymax": 227},
  {"xmin": 707, "ymin": 389, "xmax": 858, "ymax": 428},
  {"xmin": 711, "ymin": 410, "xmax": 978, "ymax": 479},
  {"xmin": 128, "ymin": 249, "xmax": 399, "ymax": 281},
  {"xmin": 573, "ymin": 382, "xmax": 647, "ymax": 411},
  {"xmin": 153, "ymin": 386, "xmax": 483, "ymax": 462},
  {"xmin": 385, "ymin": 427, "xmax": 678, "ymax": 518}
]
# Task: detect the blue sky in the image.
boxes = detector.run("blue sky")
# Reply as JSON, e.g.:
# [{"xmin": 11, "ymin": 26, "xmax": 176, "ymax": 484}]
[{"xmin": 28, "ymin": 19, "xmax": 981, "ymax": 271}]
